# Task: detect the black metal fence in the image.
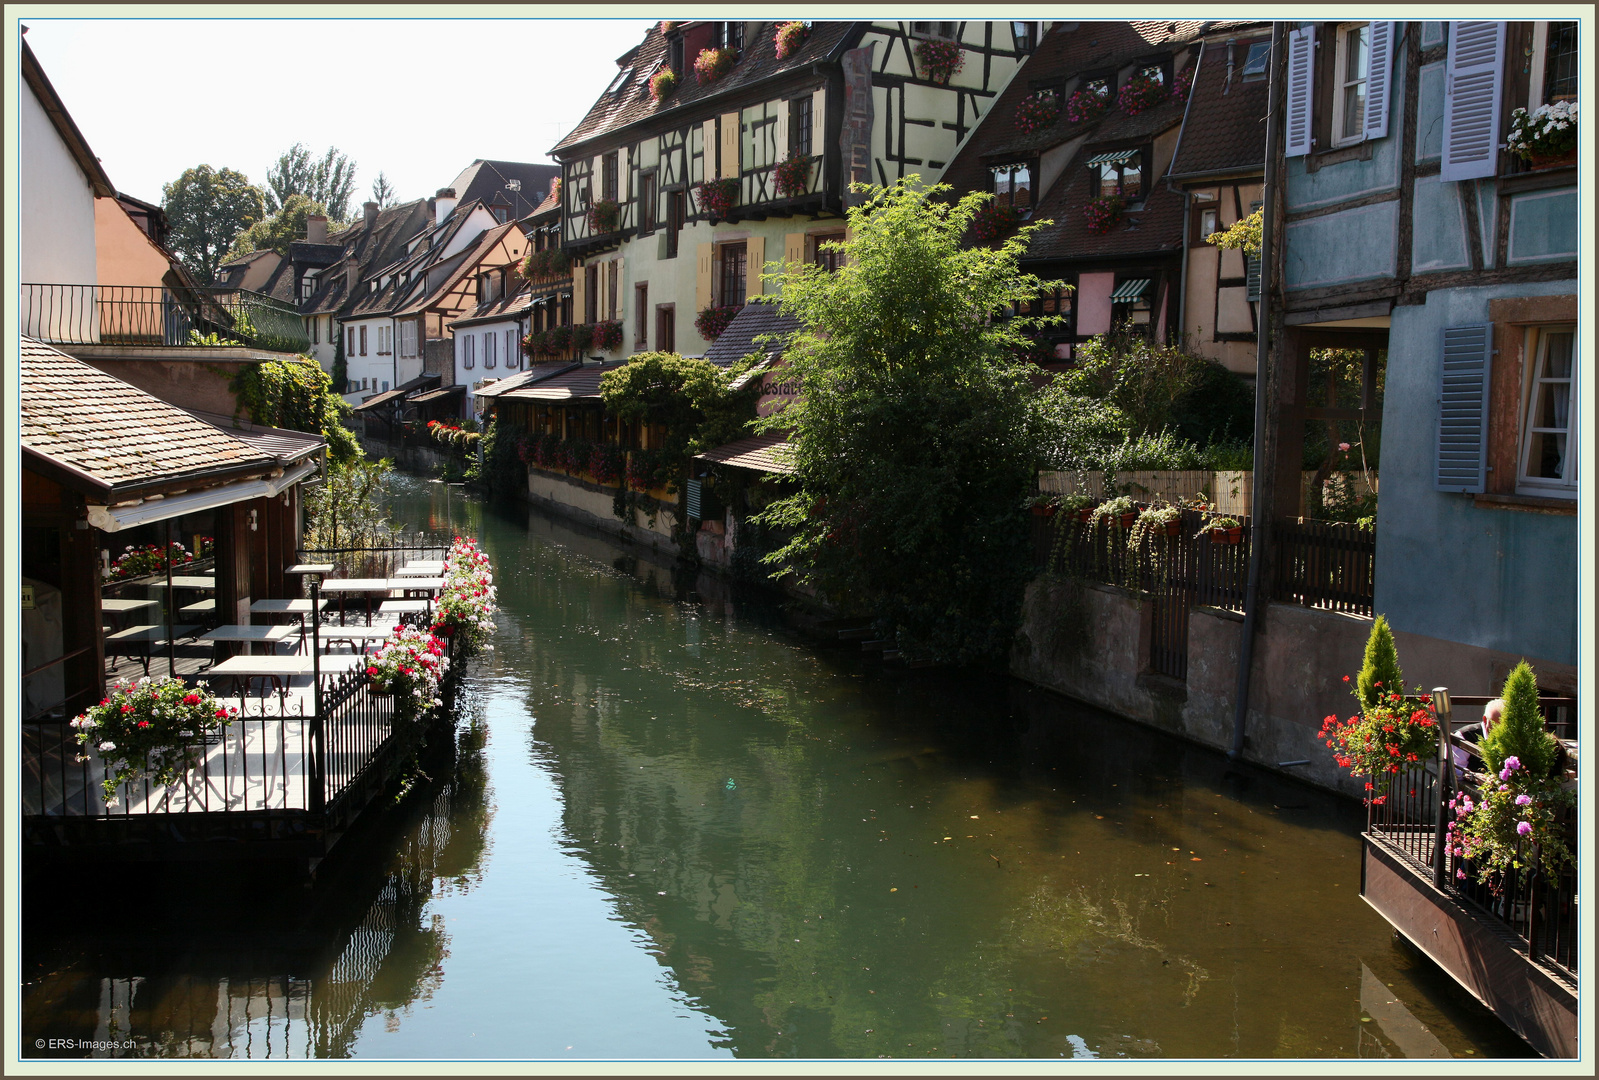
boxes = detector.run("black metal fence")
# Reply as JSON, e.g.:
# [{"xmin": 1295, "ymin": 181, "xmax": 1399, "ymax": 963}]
[
  {"xmin": 21, "ymin": 283, "xmax": 308, "ymax": 353},
  {"xmin": 298, "ymin": 542, "xmax": 451, "ymax": 581}
]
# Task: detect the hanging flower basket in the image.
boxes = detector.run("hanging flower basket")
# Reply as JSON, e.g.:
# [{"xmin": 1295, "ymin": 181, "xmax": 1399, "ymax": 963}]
[
  {"xmin": 1065, "ymin": 88, "xmax": 1110, "ymax": 124},
  {"xmin": 70, "ymin": 677, "xmax": 239, "ymax": 803},
  {"xmin": 1082, "ymin": 193, "xmax": 1126, "ymax": 234},
  {"xmin": 649, "ymin": 66, "xmax": 679, "ymax": 103},
  {"xmin": 915, "ymin": 38, "xmax": 964, "ymax": 84},
  {"xmin": 1505, "ymin": 101, "xmax": 1578, "ymax": 166},
  {"xmin": 971, "ymin": 201, "xmax": 1022, "ymax": 244},
  {"xmin": 696, "ymin": 178, "xmax": 740, "ymax": 220},
  {"xmin": 773, "ymin": 152, "xmax": 813, "ymax": 198},
  {"xmin": 1170, "ymin": 65, "xmax": 1195, "ymax": 105},
  {"xmin": 588, "ymin": 199, "xmax": 620, "ymax": 234},
  {"xmin": 774, "ymin": 21, "xmax": 809, "ymax": 60},
  {"xmin": 1014, "ymin": 91, "xmax": 1061, "ymax": 135},
  {"xmin": 695, "ymin": 304, "xmax": 742, "ymax": 341},
  {"xmin": 694, "ymin": 46, "xmax": 736, "ymax": 85},
  {"xmin": 548, "ymin": 324, "xmax": 572, "ymax": 353},
  {"xmin": 1117, "ymin": 73, "xmax": 1166, "ymax": 116}
]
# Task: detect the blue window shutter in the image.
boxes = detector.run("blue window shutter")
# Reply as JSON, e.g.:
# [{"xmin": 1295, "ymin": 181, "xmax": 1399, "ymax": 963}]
[
  {"xmin": 1441, "ymin": 22, "xmax": 1505, "ymax": 181},
  {"xmin": 1436, "ymin": 324, "xmax": 1493, "ymax": 492},
  {"xmin": 1363, "ymin": 22, "xmax": 1395, "ymax": 141},
  {"xmin": 1284, "ymin": 26, "xmax": 1316, "ymax": 157},
  {"xmin": 685, "ymin": 478, "xmax": 702, "ymax": 519}
]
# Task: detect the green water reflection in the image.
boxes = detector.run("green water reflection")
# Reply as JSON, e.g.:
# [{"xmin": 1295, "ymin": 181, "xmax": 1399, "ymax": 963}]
[{"xmin": 19, "ymin": 476, "xmax": 1532, "ymax": 1059}]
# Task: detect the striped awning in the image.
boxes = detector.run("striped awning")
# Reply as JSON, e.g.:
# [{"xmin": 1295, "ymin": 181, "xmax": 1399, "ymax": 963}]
[
  {"xmin": 1110, "ymin": 279, "xmax": 1152, "ymax": 302},
  {"xmin": 1086, "ymin": 149, "xmax": 1140, "ymax": 166}
]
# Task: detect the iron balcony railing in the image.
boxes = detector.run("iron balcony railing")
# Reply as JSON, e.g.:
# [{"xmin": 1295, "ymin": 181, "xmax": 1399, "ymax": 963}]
[{"xmin": 20, "ymin": 283, "xmax": 309, "ymax": 354}]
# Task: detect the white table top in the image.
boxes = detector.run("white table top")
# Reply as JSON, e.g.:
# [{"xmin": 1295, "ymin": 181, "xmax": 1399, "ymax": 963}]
[
  {"xmin": 169, "ymin": 576, "xmax": 216, "ymax": 589},
  {"xmin": 315, "ymin": 654, "xmax": 370, "ymax": 674},
  {"xmin": 399, "ymin": 561, "xmax": 445, "ymax": 573},
  {"xmin": 313, "ymin": 625, "xmax": 398, "ymax": 639},
  {"xmin": 320, "ymin": 577, "xmax": 444, "ymax": 592},
  {"xmin": 207, "ymin": 655, "xmax": 314, "ymax": 677},
  {"xmin": 102, "ymin": 598, "xmax": 159, "ymax": 614},
  {"xmin": 200, "ymin": 624, "xmax": 298, "ymax": 643},
  {"xmin": 250, "ymin": 598, "xmax": 329, "ymax": 615},
  {"xmin": 179, "ymin": 598, "xmax": 216, "ymax": 613},
  {"xmin": 377, "ymin": 599, "xmax": 431, "ymax": 613},
  {"xmin": 286, "ymin": 563, "xmax": 335, "ymax": 575},
  {"xmin": 105, "ymin": 623, "xmax": 199, "ymax": 643}
]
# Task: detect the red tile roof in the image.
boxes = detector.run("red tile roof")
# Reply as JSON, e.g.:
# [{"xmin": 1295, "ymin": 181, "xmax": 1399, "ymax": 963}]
[
  {"xmin": 501, "ymin": 361, "xmax": 626, "ymax": 401},
  {"xmin": 695, "ymin": 431, "xmax": 795, "ymax": 475},
  {"xmin": 1167, "ymin": 29, "xmax": 1272, "ymax": 179}
]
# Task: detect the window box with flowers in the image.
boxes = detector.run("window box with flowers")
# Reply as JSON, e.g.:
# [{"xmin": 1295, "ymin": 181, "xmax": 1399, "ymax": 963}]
[
  {"xmin": 695, "ymin": 304, "xmax": 742, "ymax": 341},
  {"xmin": 915, "ymin": 38, "xmax": 964, "ymax": 85},
  {"xmin": 1505, "ymin": 101, "xmax": 1578, "ymax": 169},
  {"xmin": 70, "ymin": 676, "xmax": 240, "ymax": 804},
  {"xmin": 1014, "ymin": 91, "xmax": 1061, "ymax": 135},
  {"xmin": 547, "ymin": 324, "xmax": 573, "ymax": 354},
  {"xmin": 570, "ymin": 323, "xmax": 594, "ymax": 352},
  {"xmin": 649, "ymin": 66, "xmax": 680, "ymax": 103},
  {"xmin": 591, "ymin": 319, "xmax": 624, "ymax": 352},
  {"xmin": 773, "ymin": 152, "xmax": 814, "ymax": 198},
  {"xmin": 774, "ymin": 21, "xmax": 809, "ymax": 60},
  {"xmin": 365, "ymin": 625, "xmax": 449, "ymax": 722},
  {"xmin": 971, "ymin": 201, "xmax": 1022, "ymax": 244},
  {"xmin": 588, "ymin": 198, "xmax": 621, "ymax": 234},
  {"xmin": 694, "ymin": 46, "xmax": 736, "ymax": 85},
  {"xmin": 1082, "ymin": 192, "xmax": 1126, "ymax": 234},
  {"xmin": 1117, "ymin": 72, "xmax": 1166, "ymax": 115},
  {"xmin": 1170, "ymin": 64, "xmax": 1195, "ymax": 105},
  {"xmin": 1065, "ymin": 86, "xmax": 1110, "ymax": 124},
  {"xmin": 696, "ymin": 178, "xmax": 740, "ymax": 220}
]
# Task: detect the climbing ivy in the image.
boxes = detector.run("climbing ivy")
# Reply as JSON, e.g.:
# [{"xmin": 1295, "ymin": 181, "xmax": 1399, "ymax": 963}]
[{"xmin": 229, "ymin": 357, "xmax": 360, "ymax": 462}]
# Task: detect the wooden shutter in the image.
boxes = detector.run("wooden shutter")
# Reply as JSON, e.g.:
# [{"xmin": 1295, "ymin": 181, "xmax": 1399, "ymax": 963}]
[
  {"xmin": 1363, "ymin": 21, "xmax": 1395, "ymax": 140},
  {"xmin": 1435, "ymin": 324, "xmax": 1493, "ymax": 492},
  {"xmin": 572, "ymin": 264, "xmax": 586, "ymax": 324},
  {"xmin": 811, "ymin": 89, "xmax": 826, "ymax": 153},
  {"xmin": 720, "ymin": 111, "xmax": 741, "ymax": 179},
  {"xmin": 775, "ymin": 106, "xmax": 790, "ymax": 162},
  {"xmin": 1245, "ymin": 201, "xmax": 1263, "ymax": 301},
  {"xmin": 1441, "ymin": 22, "xmax": 1505, "ymax": 181},
  {"xmin": 701, "ymin": 119, "xmax": 717, "ymax": 183},
  {"xmin": 1284, "ymin": 26, "xmax": 1315, "ymax": 157},
  {"xmin": 696, "ymin": 242, "xmax": 714, "ymax": 311},
  {"xmin": 784, "ymin": 232, "xmax": 806, "ymax": 268},
  {"xmin": 745, "ymin": 236, "xmax": 765, "ymax": 298}
]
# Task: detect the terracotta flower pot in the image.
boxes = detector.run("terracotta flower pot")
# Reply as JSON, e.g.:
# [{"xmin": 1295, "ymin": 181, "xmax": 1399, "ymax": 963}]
[
  {"xmin": 1075, "ymin": 507, "xmax": 1094, "ymax": 523},
  {"xmin": 1210, "ymin": 526, "xmax": 1244, "ymax": 545},
  {"xmin": 1162, "ymin": 519, "xmax": 1182, "ymax": 537},
  {"xmin": 1527, "ymin": 148, "xmax": 1577, "ymax": 170},
  {"xmin": 1120, "ymin": 511, "xmax": 1139, "ymax": 529},
  {"xmin": 1031, "ymin": 503, "xmax": 1058, "ymax": 518}
]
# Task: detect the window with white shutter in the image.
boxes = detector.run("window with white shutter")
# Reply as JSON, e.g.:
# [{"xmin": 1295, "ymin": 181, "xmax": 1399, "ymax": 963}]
[
  {"xmin": 463, "ymin": 335, "xmax": 475, "ymax": 370},
  {"xmin": 1435, "ymin": 324, "xmax": 1493, "ymax": 492},
  {"xmin": 1441, "ymin": 22, "xmax": 1506, "ymax": 181},
  {"xmin": 1284, "ymin": 26, "xmax": 1316, "ymax": 157},
  {"xmin": 1363, "ymin": 21, "xmax": 1395, "ymax": 141},
  {"xmin": 1245, "ymin": 201, "xmax": 1263, "ymax": 301}
]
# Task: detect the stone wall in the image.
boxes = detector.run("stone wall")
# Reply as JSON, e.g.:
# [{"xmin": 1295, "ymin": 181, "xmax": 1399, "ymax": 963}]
[{"xmin": 525, "ymin": 468, "xmax": 680, "ymax": 556}]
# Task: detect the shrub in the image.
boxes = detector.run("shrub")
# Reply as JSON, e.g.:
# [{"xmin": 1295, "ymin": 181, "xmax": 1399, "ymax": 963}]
[
  {"xmin": 649, "ymin": 66, "xmax": 679, "ymax": 102},
  {"xmin": 1481, "ymin": 661, "xmax": 1560, "ymax": 781},
  {"xmin": 1170, "ymin": 359, "xmax": 1255, "ymax": 448},
  {"xmin": 774, "ymin": 21, "xmax": 809, "ymax": 59},
  {"xmin": 696, "ymin": 178, "xmax": 740, "ymax": 219},
  {"xmin": 1356, "ymin": 615, "xmax": 1404, "ymax": 715},
  {"xmin": 694, "ymin": 46, "xmax": 736, "ymax": 84},
  {"xmin": 695, "ymin": 304, "xmax": 742, "ymax": 341},
  {"xmin": 1059, "ymin": 323, "xmax": 1210, "ymax": 437},
  {"xmin": 1014, "ymin": 91, "xmax": 1061, "ymax": 134},
  {"xmin": 914, "ymin": 38, "xmax": 964, "ymax": 83},
  {"xmin": 774, "ymin": 152, "xmax": 813, "ymax": 198}
]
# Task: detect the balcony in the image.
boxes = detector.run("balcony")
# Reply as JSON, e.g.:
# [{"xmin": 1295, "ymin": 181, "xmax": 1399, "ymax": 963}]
[{"xmin": 20, "ymin": 283, "xmax": 309, "ymax": 355}]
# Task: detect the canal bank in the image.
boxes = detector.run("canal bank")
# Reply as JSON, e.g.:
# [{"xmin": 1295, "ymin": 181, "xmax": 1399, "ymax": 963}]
[{"xmin": 19, "ymin": 477, "xmax": 1535, "ymax": 1060}]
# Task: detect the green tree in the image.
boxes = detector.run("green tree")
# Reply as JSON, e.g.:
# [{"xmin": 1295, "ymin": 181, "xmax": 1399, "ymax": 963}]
[
  {"xmin": 371, "ymin": 171, "xmax": 397, "ymax": 210},
  {"xmin": 1058, "ymin": 322, "xmax": 1210, "ymax": 437},
  {"xmin": 1205, "ymin": 207, "xmax": 1262, "ymax": 257},
  {"xmin": 753, "ymin": 176, "xmax": 1066, "ymax": 665},
  {"xmin": 1481, "ymin": 661, "xmax": 1558, "ymax": 780},
  {"xmin": 1356, "ymin": 614, "xmax": 1404, "ymax": 714},
  {"xmin": 599, "ymin": 350, "xmax": 759, "ymax": 459},
  {"xmin": 264, "ymin": 143, "xmax": 358, "ymax": 222},
  {"xmin": 162, "ymin": 165, "xmax": 265, "ymax": 286},
  {"xmin": 229, "ymin": 357, "xmax": 360, "ymax": 463},
  {"xmin": 227, "ymin": 193, "xmax": 331, "ymax": 259}
]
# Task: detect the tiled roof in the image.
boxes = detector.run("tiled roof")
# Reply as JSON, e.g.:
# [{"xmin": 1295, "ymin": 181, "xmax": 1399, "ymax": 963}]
[
  {"xmin": 452, "ymin": 287, "xmax": 534, "ymax": 328},
  {"xmin": 21, "ymin": 338, "xmax": 277, "ymax": 492},
  {"xmin": 448, "ymin": 159, "xmax": 562, "ymax": 223},
  {"xmin": 553, "ymin": 21, "xmax": 857, "ymax": 153},
  {"xmin": 694, "ymin": 430, "xmax": 795, "ymax": 475},
  {"xmin": 501, "ymin": 361, "xmax": 625, "ymax": 401},
  {"xmin": 351, "ymin": 373, "xmax": 441, "ymax": 412},
  {"xmin": 411, "ymin": 384, "xmax": 466, "ymax": 404},
  {"xmin": 1167, "ymin": 30, "xmax": 1271, "ymax": 178},
  {"xmin": 304, "ymin": 198, "xmax": 431, "ymax": 318},
  {"xmin": 704, "ymin": 301, "xmax": 804, "ymax": 366},
  {"xmin": 474, "ymin": 363, "xmax": 582, "ymax": 400},
  {"xmin": 185, "ymin": 410, "xmax": 325, "ymax": 462},
  {"xmin": 393, "ymin": 218, "xmax": 519, "ymax": 318}
]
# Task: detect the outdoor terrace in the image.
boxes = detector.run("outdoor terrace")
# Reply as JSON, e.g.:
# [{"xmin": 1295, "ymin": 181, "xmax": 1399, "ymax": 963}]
[{"xmin": 20, "ymin": 283, "xmax": 309, "ymax": 354}]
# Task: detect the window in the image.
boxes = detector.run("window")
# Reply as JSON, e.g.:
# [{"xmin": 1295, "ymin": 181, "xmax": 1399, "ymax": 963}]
[
  {"xmin": 507, "ymin": 329, "xmax": 519, "ymax": 370},
  {"xmin": 718, "ymin": 242, "xmax": 747, "ymax": 306},
  {"xmin": 635, "ymin": 284, "xmax": 649, "ymax": 346},
  {"xmin": 1136, "ymin": 63, "xmax": 1165, "ymax": 87},
  {"xmin": 1519, "ymin": 326, "xmax": 1577, "ymax": 494},
  {"xmin": 584, "ymin": 264, "xmax": 599, "ymax": 323},
  {"xmin": 719, "ymin": 21, "xmax": 743, "ymax": 52},
  {"xmin": 607, "ymin": 261, "xmax": 620, "ymax": 320},
  {"xmin": 1011, "ymin": 21, "xmax": 1037, "ymax": 53},
  {"xmin": 1199, "ymin": 207, "xmax": 1219, "ymax": 238},
  {"xmin": 1534, "ymin": 21, "xmax": 1578, "ymax": 106},
  {"xmin": 1241, "ymin": 40, "xmax": 1272, "ymax": 81},
  {"xmin": 463, "ymin": 335, "xmax": 475, "ymax": 370},
  {"xmin": 911, "ymin": 22, "xmax": 958, "ymax": 40},
  {"xmin": 656, "ymin": 305, "xmax": 675, "ymax": 354},
  {"xmin": 665, "ymin": 191, "xmax": 684, "ymax": 258},
  {"xmin": 311, "ymin": 317, "xmax": 319, "ymax": 344},
  {"xmin": 991, "ymin": 163, "xmax": 1033, "ymax": 211},
  {"xmin": 484, "ymin": 330, "xmax": 497, "ymax": 369},
  {"xmin": 813, "ymin": 231, "xmax": 846, "ymax": 273},
  {"xmin": 359, "ymin": 326, "xmax": 367, "ymax": 356},
  {"xmin": 381, "ymin": 380, "xmax": 388, "ymax": 392},
  {"xmin": 789, "ymin": 95, "xmax": 813, "ymax": 157},
  {"xmin": 1332, "ymin": 23, "xmax": 1371, "ymax": 147},
  {"xmin": 668, "ymin": 36, "xmax": 684, "ymax": 76},
  {"xmin": 348, "ymin": 327, "xmax": 356, "ymax": 356},
  {"xmin": 1083, "ymin": 77, "xmax": 1110, "ymax": 102},
  {"xmin": 1090, "ymin": 149, "xmax": 1144, "ymax": 203},
  {"xmin": 402, "ymin": 321, "xmax": 418, "ymax": 358},
  {"xmin": 602, "ymin": 152, "xmax": 619, "ymax": 203},
  {"xmin": 638, "ymin": 171, "xmax": 657, "ymax": 234},
  {"xmin": 606, "ymin": 65, "xmax": 635, "ymax": 95}
]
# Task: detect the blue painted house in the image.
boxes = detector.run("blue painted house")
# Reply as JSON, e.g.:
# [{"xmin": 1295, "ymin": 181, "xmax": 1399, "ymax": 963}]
[{"xmin": 1273, "ymin": 19, "xmax": 1578, "ymax": 694}]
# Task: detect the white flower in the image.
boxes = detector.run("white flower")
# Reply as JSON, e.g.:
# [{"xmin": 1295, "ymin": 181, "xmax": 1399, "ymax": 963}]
[{"xmin": 99, "ymin": 741, "xmax": 117, "ymax": 752}]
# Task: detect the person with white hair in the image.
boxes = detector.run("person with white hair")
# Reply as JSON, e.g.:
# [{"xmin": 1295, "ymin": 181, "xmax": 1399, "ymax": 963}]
[{"xmin": 1450, "ymin": 698, "xmax": 1505, "ymax": 774}]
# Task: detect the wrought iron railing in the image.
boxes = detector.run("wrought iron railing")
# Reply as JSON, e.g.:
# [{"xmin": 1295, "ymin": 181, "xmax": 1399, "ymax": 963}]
[{"xmin": 20, "ymin": 283, "xmax": 309, "ymax": 353}]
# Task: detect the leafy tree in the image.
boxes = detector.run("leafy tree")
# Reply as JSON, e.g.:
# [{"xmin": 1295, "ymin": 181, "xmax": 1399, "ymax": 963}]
[
  {"xmin": 371, "ymin": 171, "xmax": 397, "ymax": 210},
  {"xmin": 227, "ymin": 194, "xmax": 331, "ymax": 259},
  {"xmin": 1206, "ymin": 208, "xmax": 1262, "ymax": 257},
  {"xmin": 1356, "ymin": 614, "xmax": 1404, "ymax": 714},
  {"xmin": 753, "ymin": 176, "xmax": 1065, "ymax": 665},
  {"xmin": 264, "ymin": 143, "xmax": 358, "ymax": 222},
  {"xmin": 1481, "ymin": 661, "xmax": 1559, "ymax": 780},
  {"xmin": 1058, "ymin": 322, "xmax": 1210, "ymax": 437},
  {"xmin": 599, "ymin": 350, "xmax": 759, "ymax": 459},
  {"xmin": 162, "ymin": 165, "xmax": 265, "ymax": 286}
]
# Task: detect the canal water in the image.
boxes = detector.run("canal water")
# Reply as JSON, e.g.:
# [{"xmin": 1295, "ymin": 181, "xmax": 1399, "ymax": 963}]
[{"xmin": 20, "ymin": 474, "xmax": 1533, "ymax": 1060}]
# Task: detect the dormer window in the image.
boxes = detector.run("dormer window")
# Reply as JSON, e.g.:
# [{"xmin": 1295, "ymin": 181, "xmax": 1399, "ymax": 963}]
[
  {"xmin": 606, "ymin": 65, "xmax": 635, "ymax": 95},
  {"xmin": 1088, "ymin": 148, "xmax": 1145, "ymax": 204},
  {"xmin": 667, "ymin": 36, "xmax": 684, "ymax": 76},
  {"xmin": 718, "ymin": 21, "xmax": 743, "ymax": 52},
  {"xmin": 1138, "ymin": 64, "xmax": 1165, "ymax": 86},
  {"xmin": 1011, "ymin": 21, "xmax": 1037, "ymax": 53},
  {"xmin": 991, "ymin": 162, "xmax": 1033, "ymax": 212}
]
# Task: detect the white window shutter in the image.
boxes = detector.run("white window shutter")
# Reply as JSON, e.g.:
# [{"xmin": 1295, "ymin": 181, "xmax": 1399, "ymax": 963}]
[
  {"xmin": 1284, "ymin": 27, "xmax": 1316, "ymax": 157},
  {"xmin": 1441, "ymin": 22, "xmax": 1505, "ymax": 181},
  {"xmin": 1363, "ymin": 22, "xmax": 1395, "ymax": 140},
  {"xmin": 1435, "ymin": 324, "xmax": 1493, "ymax": 492}
]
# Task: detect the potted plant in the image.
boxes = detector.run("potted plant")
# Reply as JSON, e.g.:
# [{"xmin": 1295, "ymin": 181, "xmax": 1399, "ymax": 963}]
[
  {"xmin": 1097, "ymin": 493, "xmax": 1138, "ymax": 530},
  {"xmin": 592, "ymin": 319, "xmax": 624, "ymax": 352},
  {"xmin": 1065, "ymin": 87, "xmax": 1110, "ymax": 124},
  {"xmin": 1127, "ymin": 504, "xmax": 1182, "ymax": 583},
  {"xmin": 432, "ymin": 536, "xmax": 499, "ymax": 656},
  {"xmin": 70, "ymin": 676, "xmax": 239, "ymax": 804},
  {"xmin": 365, "ymin": 625, "xmax": 449, "ymax": 721},
  {"xmin": 694, "ymin": 46, "xmax": 736, "ymax": 85},
  {"xmin": 774, "ymin": 20, "xmax": 809, "ymax": 59},
  {"xmin": 1504, "ymin": 101, "xmax": 1578, "ymax": 169},
  {"xmin": 915, "ymin": 38, "xmax": 964, "ymax": 85},
  {"xmin": 773, "ymin": 152, "xmax": 814, "ymax": 198},
  {"xmin": 649, "ymin": 66, "xmax": 680, "ymax": 103},
  {"xmin": 1117, "ymin": 72, "xmax": 1166, "ymax": 115},
  {"xmin": 1317, "ymin": 617, "xmax": 1439, "ymax": 802},
  {"xmin": 1026, "ymin": 493, "xmax": 1059, "ymax": 517},
  {"xmin": 696, "ymin": 178, "xmax": 740, "ymax": 220},
  {"xmin": 1082, "ymin": 192, "xmax": 1126, "ymax": 234},
  {"xmin": 1201, "ymin": 514, "xmax": 1243, "ymax": 544},
  {"xmin": 548, "ymin": 324, "xmax": 572, "ymax": 354},
  {"xmin": 695, "ymin": 304, "xmax": 741, "ymax": 341},
  {"xmin": 571, "ymin": 323, "xmax": 595, "ymax": 352},
  {"xmin": 588, "ymin": 198, "xmax": 620, "ymax": 234},
  {"xmin": 971, "ymin": 201, "xmax": 1022, "ymax": 244},
  {"xmin": 1014, "ymin": 90, "xmax": 1061, "ymax": 135}
]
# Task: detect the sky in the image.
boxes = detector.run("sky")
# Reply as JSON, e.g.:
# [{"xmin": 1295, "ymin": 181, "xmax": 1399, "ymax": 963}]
[{"xmin": 22, "ymin": 16, "xmax": 660, "ymax": 212}]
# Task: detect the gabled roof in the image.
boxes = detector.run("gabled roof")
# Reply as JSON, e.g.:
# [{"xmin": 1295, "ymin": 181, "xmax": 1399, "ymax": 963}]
[
  {"xmin": 21, "ymin": 338, "xmax": 278, "ymax": 495},
  {"xmin": 391, "ymin": 215, "xmax": 519, "ymax": 319},
  {"xmin": 303, "ymin": 198, "xmax": 431, "ymax": 318},
  {"xmin": 448, "ymin": 159, "xmax": 562, "ymax": 222},
  {"xmin": 1166, "ymin": 28, "xmax": 1272, "ymax": 179},
  {"xmin": 553, "ymin": 21, "xmax": 858, "ymax": 154},
  {"xmin": 704, "ymin": 301, "xmax": 804, "ymax": 367},
  {"xmin": 20, "ymin": 37, "xmax": 114, "ymax": 198},
  {"xmin": 351, "ymin": 373, "xmax": 442, "ymax": 412}
]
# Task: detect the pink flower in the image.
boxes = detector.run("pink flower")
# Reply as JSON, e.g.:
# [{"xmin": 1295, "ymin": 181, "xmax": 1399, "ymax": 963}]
[
  {"xmin": 1338, "ymin": 442, "xmax": 1351, "ymax": 452},
  {"xmin": 1516, "ymin": 821, "xmax": 1533, "ymax": 837}
]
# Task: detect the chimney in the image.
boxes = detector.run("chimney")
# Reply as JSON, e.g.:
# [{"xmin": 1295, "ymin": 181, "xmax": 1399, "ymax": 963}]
[
  {"xmin": 344, "ymin": 254, "xmax": 360, "ymax": 296},
  {"xmin": 434, "ymin": 187, "xmax": 458, "ymax": 226},
  {"xmin": 306, "ymin": 214, "xmax": 329, "ymax": 244},
  {"xmin": 363, "ymin": 201, "xmax": 379, "ymax": 227}
]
